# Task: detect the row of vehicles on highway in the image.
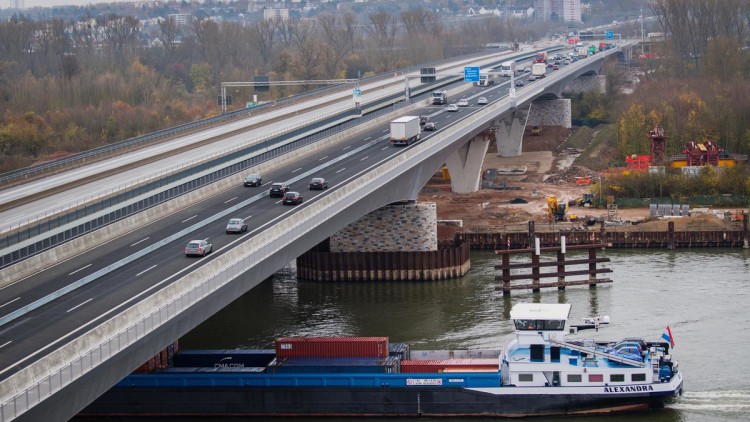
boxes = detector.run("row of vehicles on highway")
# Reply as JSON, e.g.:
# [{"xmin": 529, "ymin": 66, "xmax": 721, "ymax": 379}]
[{"xmin": 185, "ymin": 174, "xmax": 329, "ymax": 256}]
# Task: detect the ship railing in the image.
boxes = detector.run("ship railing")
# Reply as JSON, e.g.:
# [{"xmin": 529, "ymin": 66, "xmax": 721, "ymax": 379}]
[{"xmin": 549, "ymin": 339, "xmax": 645, "ymax": 368}]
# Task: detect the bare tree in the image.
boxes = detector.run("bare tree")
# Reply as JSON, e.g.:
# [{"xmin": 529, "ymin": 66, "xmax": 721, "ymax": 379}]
[
  {"xmin": 158, "ymin": 16, "xmax": 181, "ymax": 66},
  {"xmin": 317, "ymin": 13, "xmax": 350, "ymax": 78},
  {"xmin": 366, "ymin": 12, "xmax": 398, "ymax": 72},
  {"xmin": 0, "ymin": 20, "xmax": 39, "ymax": 75},
  {"xmin": 249, "ymin": 18, "xmax": 278, "ymax": 68},
  {"xmin": 101, "ymin": 15, "xmax": 141, "ymax": 64}
]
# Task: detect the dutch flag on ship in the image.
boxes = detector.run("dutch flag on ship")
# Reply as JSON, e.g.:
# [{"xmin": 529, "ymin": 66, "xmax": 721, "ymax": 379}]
[{"xmin": 661, "ymin": 326, "xmax": 675, "ymax": 348}]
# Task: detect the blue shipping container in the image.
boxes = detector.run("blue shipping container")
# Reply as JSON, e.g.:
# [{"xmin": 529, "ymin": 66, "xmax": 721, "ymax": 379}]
[
  {"xmin": 162, "ymin": 367, "xmax": 266, "ymax": 374},
  {"xmin": 268, "ymin": 356, "xmax": 400, "ymax": 374}
]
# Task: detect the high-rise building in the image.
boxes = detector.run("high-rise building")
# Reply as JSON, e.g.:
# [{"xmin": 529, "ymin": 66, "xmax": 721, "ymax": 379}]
[
  {"xmin": 534, "ymin": 0, "xmax": 552, "ymax": 22},
  {"xmin": 535, "ymin": 0, "xmax": 581, "ymax": 23},
  {"xmin": 11, "ymin": 0, "xmax": 25, "ymax": 10},
  {"xmin": 559, "ymin": 0, "xmax": 581, "ymax": 23}
]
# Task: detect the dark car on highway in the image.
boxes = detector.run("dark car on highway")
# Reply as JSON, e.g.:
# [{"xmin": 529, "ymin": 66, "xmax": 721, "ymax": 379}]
[
  {"xmin": 243, "ymin": 173, "xmax": 262, "ymax": 187},
  {"xmin": 282, "ymin": 191, "xmax": 303, "ymax": 205},
  {"xmin": 269, "ymin": 183, "xmax": 290, "ymax": 198},
  {"xmin": 423, "ymin": 122, "xmax": 437, "ymax": 131},
  {"xmin": 419, "ymin": 115, "xmax": 430, "ymax": 125},
  {"xmin": 309, "ymin": 177, "xmax": 328, "ymax": 190}
]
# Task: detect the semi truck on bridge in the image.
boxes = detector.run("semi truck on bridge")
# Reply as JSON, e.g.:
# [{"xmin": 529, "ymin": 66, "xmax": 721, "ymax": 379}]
[
  {"xmin": 390, "ymin": 116, "xmax": 421, "ymax": 146},
  {"xmin": 431, "ymin": 90, "xmax": 448, "ymax": 105}
]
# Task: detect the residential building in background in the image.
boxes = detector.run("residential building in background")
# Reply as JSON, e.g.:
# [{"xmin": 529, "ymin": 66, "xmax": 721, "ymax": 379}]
[
  {"xmin": 263, "ymin": 7, "xmax": 289, "ymax": 22},
  {"xmin": 535, "ymin": 0, "xmax": 581, "ymax": 23}
]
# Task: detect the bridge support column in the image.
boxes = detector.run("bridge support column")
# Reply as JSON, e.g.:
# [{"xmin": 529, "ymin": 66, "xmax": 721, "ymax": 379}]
[
  {"xmin": 444, "ymin": 134, "xmax": 491, "ymax": 194},
  {"xmin": 496, "ymin": 108, "xmax": 529, "ymax": 157},
  {"xmin": 296, "ymin": 202, "xmax": 472, "ymax": 281},
  {"xmin": 329, "ymin": 202, "xmax": 437, "ymax": 252}
]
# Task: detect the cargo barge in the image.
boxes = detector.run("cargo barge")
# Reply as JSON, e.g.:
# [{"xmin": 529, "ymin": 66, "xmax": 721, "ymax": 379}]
[{"xmin": 80, "ymin": 304, "xmax": 683, "ymax": 418}]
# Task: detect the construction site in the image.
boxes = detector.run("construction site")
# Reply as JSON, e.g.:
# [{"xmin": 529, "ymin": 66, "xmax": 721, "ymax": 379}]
[{"xmin": 419, "ymin": 124, "xmax": 748, "ymax": 247}]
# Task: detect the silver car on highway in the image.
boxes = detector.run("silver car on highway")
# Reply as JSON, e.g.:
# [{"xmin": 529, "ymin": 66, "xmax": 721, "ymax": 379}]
[
  {"xmin": 185, "ymin": 239, "xmax": 212, "ymax": 257},
  {"xmin": 225, "ymin": 218, "xmax": 247, "ymax": 234}
]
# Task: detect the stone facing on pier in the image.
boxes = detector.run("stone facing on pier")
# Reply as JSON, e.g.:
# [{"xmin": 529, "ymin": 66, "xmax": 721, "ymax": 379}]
[{"xmin": 330, "ymin": 202, "xmax": 437, "ymax": 253}]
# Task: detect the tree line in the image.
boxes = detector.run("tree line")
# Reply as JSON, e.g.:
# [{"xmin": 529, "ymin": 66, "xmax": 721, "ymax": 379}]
[{"xmin": 0, "ymin": 10, "xmax": 549, "ymax": 173}]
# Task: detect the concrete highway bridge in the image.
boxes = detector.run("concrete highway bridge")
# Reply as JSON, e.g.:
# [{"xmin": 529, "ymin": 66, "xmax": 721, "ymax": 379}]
[{"xmin": 0, "ymin": 42, "xmax": 632, "ymax": 421}]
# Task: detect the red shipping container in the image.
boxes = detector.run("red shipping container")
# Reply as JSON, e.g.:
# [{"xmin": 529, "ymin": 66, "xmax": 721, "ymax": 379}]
[
  {"xmin": 275, "ymin": 337, "xmax": 389, "ymax": 358},
  {"xmin": 400, "ymin": 359, "xmax": 499, "ymax": 373},
  {"xmin": 133, "ymin": 356, "xmax": 156, "ymax": 374}
]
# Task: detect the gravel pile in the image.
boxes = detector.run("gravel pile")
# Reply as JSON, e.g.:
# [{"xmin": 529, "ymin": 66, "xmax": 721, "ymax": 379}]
[{"xmin": 544, "ymin": 165, "xmax": 600, "ymax": 184}]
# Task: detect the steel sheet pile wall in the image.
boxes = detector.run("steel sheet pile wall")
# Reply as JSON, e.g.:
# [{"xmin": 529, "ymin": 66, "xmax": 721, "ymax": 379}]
[
  {"xmin": 459, "ymin": 227, "xmax": 747, "ymax": 249},
  {"xmin": 296, "ymin": 241, "xmax": 470, "ymax": 281}
]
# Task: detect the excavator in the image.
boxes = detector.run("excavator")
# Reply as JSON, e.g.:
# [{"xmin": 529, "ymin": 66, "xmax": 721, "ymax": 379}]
[
  {"xmin": 547, "ymin": 196, "xmax": 567, "ymax": 222},
  {"xmin": 576, "ymin": 193, "xmax": 594, "ymax": 207}
]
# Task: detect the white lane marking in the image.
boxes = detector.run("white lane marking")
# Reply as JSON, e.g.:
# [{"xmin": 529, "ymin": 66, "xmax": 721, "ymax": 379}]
[
  {"xmin": 381, "ymin": 146, "xmax": 390, "ymax": 150},
  {"xmin": 69, "ymin": 264, "xmax": 92, "ymax": 275},
  {"xmin": 0, "ymin": 341, "xmax": 11, "ymax": 349},
  {"xmin": 319, "ymin": 156, "xmax": 328, "ymax": 161},
  {"xmin": 275, "ymin": 200, "xmax": 283, "ymax": 204},
  {"xmin": 343, "ymin": 145, "xmax": 351, "ymax": 150},
  {"xmin": 360, "ymin": 156, "xmax": 369, "ymax": 161},
  {"xmin": 382, "ymin": 129, "xmax": 389, "ymax": 133},
  {"xmin": 336, "ymin": 168, "xmax": 346, "ymax": 174},
  {"xmin": 0, "ymin": 297, "xmax": 20, "ymax": 309},
  {"xmin": 364, "ymin": 137, "xmax": 371, "ymax": 141},
  {"xmin": 129, "ymin": 237, "xmax": 150, "ymax": 247},
  {"xmin": 224, "ymin": 196, "xmax": 238, "ymax": 204},
  {"xmin": 181, "ymin": 215, "xmax": 197, "ymax": 223},
  {"xmin": 66, "ymin": 298, "xmax": 93, "ymax": 313},
  {"xmin": 244, "ymin": 215, "xmax": 253, "ymax": 220},
  {"xmin": 136, "ymin": 265, "xmax": 158, "ymax": 277},
  {"xmin": 292, "ymin": 167, "xmax": 302, "ymax": 173}
]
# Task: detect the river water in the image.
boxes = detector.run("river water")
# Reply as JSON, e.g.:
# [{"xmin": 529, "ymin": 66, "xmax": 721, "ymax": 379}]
[{"xmin": 173, "ymin": 248, "xmax": 750, "ymax": 422}]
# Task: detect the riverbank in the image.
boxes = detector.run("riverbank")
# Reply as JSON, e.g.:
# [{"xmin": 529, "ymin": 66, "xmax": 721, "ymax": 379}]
[{"xmin": 419, "ymin": 127, "xmax": 748, "ymax": 246}]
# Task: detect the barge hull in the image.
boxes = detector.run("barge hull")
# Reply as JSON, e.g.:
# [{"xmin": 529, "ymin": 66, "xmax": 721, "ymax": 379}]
[{"xmin": 80, "ymin": 385, "xmax": 679, "ymax": 418}]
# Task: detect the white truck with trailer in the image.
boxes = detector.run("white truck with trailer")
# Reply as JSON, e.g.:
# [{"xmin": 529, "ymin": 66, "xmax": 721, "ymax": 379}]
[
  {"xmin": 531, "ymin": 63, "xmax": 547, "ymax": 79},
  {"xmin": 390, "ymin": 116, "xmax": 421, "ymax": 146}
]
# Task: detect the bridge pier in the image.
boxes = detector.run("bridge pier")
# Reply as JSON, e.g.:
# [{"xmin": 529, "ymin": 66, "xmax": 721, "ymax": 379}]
[
  {"xmin": 495, "ymin": 107, "xmax": 530, "ymax": 157},
  {"xmin": 527, "ymin": 99, "xmax": 572, "ymax": 129},
  {"xmin": 296, "ymin": 202, "xmax": 471, "ymax": 281},
  {"xmin": 444, "ymin": 134, "xmax": 491, "ymax": 193}
]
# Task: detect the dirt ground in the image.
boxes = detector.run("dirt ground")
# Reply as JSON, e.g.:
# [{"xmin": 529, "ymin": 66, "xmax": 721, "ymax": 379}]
[{"xmin": 418, "ymin": 126, "xmax": 747, "ymax": 236}]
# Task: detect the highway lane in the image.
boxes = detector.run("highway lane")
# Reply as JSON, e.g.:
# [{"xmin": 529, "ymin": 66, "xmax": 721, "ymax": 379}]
[
  {"xmin": 0, "ymin": 77, "xmax": 521, "ymax": 381},
  {"xmin": 0, "ymin": 51, "xmax": 515, "ymax": 232}
]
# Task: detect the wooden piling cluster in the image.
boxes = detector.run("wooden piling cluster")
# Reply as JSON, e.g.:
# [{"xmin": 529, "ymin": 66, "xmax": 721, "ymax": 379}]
[
  {"xmin": 494, "ymin": 242, "xmax": 612, "ymax": 295},
  {"xmin": 296, "ymin": 240, "xmax": 471, "ymax": 281}
]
